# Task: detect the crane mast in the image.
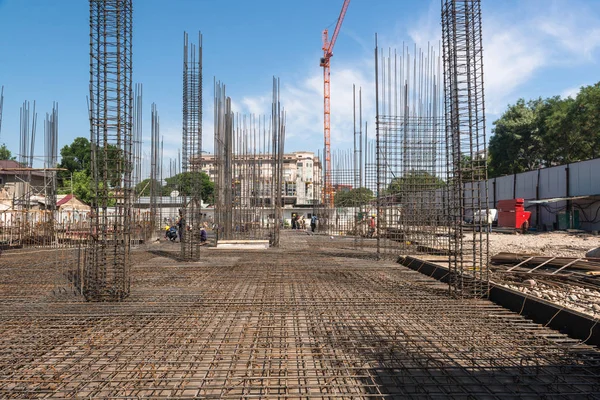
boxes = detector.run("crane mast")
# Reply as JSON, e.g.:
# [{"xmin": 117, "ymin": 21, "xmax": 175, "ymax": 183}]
[{"xmin": 320, "ymin": 0, "xmax": 350, "ymax": 208}]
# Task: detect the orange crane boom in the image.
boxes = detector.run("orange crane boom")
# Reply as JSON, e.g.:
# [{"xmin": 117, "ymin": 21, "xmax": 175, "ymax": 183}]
[{"xmin": 320, "ymin": 0, "xmax": 350, "ymax": 208}]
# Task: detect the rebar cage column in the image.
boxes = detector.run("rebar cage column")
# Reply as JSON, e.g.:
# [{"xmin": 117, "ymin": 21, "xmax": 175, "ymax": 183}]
[
  {"xmin": 87, "ymin": 0, "xmax": 133, "ymax": 301},
  {"xmin": 442, "ymin": 0, "xmax": 489, "ymax": 298},
  {"xmin": 181, "ymin": 32, "xmax": 203, "ymax": 260}
]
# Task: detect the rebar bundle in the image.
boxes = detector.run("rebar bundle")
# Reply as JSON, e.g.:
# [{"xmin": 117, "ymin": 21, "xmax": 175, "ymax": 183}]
[
  {"xmin": 180, "ymin": 31, "xmax": 203, "ymax": 260},
  {"xmin": 213, "ymin": 80, "xmax": 233, "ymax": 240},
  {"xmin": 270, "ymin": 78, "xmax": 285, "ymax": 246},
  {"xmin": 213, "ymin": 78, "xmax": 285, "ymax": 245},
  {"xmin": 86, "ymin": 0, "xmax": 133, "ymax": 301},
  {"xmin": 19, "ymin": 100, "xmax": 37, "ymax": 168},
  {"xmin": 44, "ymin": 103, "xmax": 59, "ymax": 240},
  {"xmin": 132, "ymin": 83, "xmax": 143, "ymax": 188},
  {"xmin": 442, "ymin": 0, "xmax": 489, "ymax": 298},
  {"xmin": 149, "ymin": 103, "xmax": 160, "ymax": 234},
  {"xmin": 374, "ymin": 41, "xmax": 446, "ymax": 259}
]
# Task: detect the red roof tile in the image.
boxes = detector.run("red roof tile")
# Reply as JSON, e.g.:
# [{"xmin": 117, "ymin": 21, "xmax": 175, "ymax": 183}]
[{"xmin": 56, "ymin": 194, "xmax": 73, "ymax": 207}]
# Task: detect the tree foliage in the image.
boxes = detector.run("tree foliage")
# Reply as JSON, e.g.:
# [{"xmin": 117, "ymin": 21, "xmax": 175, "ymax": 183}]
[
  {"xmin": 57, "ymin": 137, "xmax": 92, "ymax": 181},
  {"xmin": 0, "ymin": 143, "xmax": 15, "ymax": 161},
  {"xmin": 489, "ymin": 82, "xmax": 600, "ymax": 177},
  {"xmin": 58, "ymin": 170, "xmax": 93, "ymax": 204},
  {"xmin": 385, "ymin": 170, "xmax": 445, "ymax": 202},
  {"xmin": 57, "ymin": 137, "xmax": 126, "ymax": 188},
  {"xmin": 334, "ymin": 187, "xmax": 374, "ymax": 207},
  {"xmin": 164, "ymin": 171, "xmax": 215, "ymax": 204},
  {"xmin": 135, "ymin": 178, "xmax": 167, "ymax": 197}
]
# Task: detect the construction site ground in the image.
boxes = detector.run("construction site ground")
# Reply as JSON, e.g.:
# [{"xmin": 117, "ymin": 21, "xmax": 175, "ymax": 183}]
[
  {"xmin": 488, "ymin": 231, "xmax": 599, "ymax": 258},
  {"xmin": 1, "ymin": 231, "xmax": 600, "ymax": 398}
]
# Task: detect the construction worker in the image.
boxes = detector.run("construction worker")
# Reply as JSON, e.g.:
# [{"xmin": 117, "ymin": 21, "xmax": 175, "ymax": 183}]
[
  {"xmin": 177, "ymin": 209, "xmax": 185, "ymax": 242},
  {"xmin": 369, "ymin": 216, "xmax": 376, "ymax": 238}
]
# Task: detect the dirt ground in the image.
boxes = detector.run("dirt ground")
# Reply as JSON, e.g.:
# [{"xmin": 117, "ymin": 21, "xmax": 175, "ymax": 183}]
[{"xmin": 488, "ymin": 231, "xmax": 600, "ymax": 258}]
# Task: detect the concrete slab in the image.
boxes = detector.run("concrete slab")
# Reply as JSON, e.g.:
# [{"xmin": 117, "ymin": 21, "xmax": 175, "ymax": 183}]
[{"xmin": 214, "ymin": 240, "xmax": 270, "ymax": 250}]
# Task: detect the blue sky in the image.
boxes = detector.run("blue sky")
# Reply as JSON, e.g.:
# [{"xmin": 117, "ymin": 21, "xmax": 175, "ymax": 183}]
[{"xmin": 1, "ymin": 0, "xmax": 600, "ymax": 172}]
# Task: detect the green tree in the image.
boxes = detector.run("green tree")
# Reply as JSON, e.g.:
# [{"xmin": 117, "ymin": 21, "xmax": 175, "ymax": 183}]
[
  {"xmin": 488, "ymin": 99, "xmax": 544, "ymax": 177},
  {"xmin": 58, "ymin": 170, "xmax": 93, "ymax": 204},
  {"xmin": 489, "ymin": 83, "xmax": 600, "ymax": 177},
  {"xmin": 135, "ymin": 178, "xmax": 164, "ymax": 197},
  {"xmin": 57, "ymin": 137, "xmax": 92, "ymax": 181},
  {"xmin": 164, "ymin": 171, "xmax": 215, "ymax": 204},
  {"xmin": 58, "ymin": 170, "xmax": 118, "ymax": 206},
  {"xmin": 334, "ymin": 187, "xmax": 374, "ymax": 207},
  {"xmin": 0, "ymin": 143, "xmax": 15, "ymax": 161},
  {"xmin": 535, "ymin": 96, "xmax": 580, "ymax": 167},
  {"xmin": 57, "ymin": 137, "xmax": 127, "ymax": 189},
  {"xmin": 567, "ymin": 83, "xmax": 600, "ymax": 160},
  {"xmin": 385, "ymin": 170, "xmax": 445, "ymax": 202}
]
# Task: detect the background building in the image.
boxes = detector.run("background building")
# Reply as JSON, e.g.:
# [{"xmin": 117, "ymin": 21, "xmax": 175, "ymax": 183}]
[{"xmin": 199, "ymin": 151, "xmax": 322, "ymax": 207}]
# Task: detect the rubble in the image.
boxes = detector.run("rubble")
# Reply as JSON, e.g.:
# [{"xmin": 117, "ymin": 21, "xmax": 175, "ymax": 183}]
[
  {"xmin": 502, "ymin": 281, "xmax": 600, "ymax": 320},
  {"xmin": 489, "ymin": 231, "xmax": 598, "ymax": 258}
]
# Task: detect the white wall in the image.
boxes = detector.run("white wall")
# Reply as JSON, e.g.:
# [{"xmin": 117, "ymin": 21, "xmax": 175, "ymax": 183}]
[{"xmin": 489, "ymin": 159, "xmax": 600, "ymax": 231}]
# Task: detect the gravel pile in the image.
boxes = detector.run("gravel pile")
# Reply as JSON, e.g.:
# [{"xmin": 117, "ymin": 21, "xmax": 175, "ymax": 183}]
[
  {"xmin": 489, "ymin": 231, "xmax": 600, "ymax": 320},
  {"xmin": 501, "ymin": 280, "xmax": 600, "ymax": 320},
  {"xmin": 489, "ymin": 231, "xmax": 599, "ymax": 258}
]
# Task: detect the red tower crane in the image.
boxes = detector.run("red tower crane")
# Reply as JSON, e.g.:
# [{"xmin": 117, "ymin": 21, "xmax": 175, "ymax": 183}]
[{"xmin": 320, "ymin": 0, "xmax": 350, "ymax": 207}]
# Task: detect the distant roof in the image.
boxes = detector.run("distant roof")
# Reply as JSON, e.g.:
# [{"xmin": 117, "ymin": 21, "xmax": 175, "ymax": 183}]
[
  {"xmin": 0, "ymin": 160, "xmax": 22, "ymax": 168},
  {"xmin": 56, "ymin": 194, "xmax": 73, "ymax": 207},
  {"xmin": 0, "ymin": 160, "xmax": 48, "ymax": 177}
]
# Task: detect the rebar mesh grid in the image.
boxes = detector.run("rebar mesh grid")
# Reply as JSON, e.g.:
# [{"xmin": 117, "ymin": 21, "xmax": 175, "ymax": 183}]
[
  {"xmin": 87, "ymin": 0, "xmax": 133, "ymax": 301},
  {"xmin": 213, "ymin": 78, "xmax": 285, "ymax": 245},
  {"xmin": 442, "ymin": 0, "xmax": 489, "ymax": 299},
  {"xmin": 1, "ymin": 234, "xmax": 599, "ymax": 398},
  {"xmin": 374, "ymin": 43, "xmax": 447, "ymax": 260},
  {"xmin": 317, "ymin": 149, "xmax": 365, "ymax": 238},
  {"xmin": 181, "ymin": 31, "xmax": 203, "ymax": 261}
]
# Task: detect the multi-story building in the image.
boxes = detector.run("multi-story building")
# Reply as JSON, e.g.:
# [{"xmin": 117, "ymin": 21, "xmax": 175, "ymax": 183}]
[{"xmin": 198, "ymin": 151, "xmax": 322, "ymax": 207}]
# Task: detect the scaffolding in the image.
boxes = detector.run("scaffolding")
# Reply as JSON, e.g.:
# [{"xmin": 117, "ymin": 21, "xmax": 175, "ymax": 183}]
[
  {"xmin": 86, "ymin": 0, "xmax": 133, "ymax": 301},
  {"xmin": 442, "ymin": 0, "xmax": 489, "ymax": 298}
]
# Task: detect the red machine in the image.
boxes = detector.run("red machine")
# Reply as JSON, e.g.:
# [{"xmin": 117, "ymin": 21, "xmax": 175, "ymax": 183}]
[{"xmin": 497, "ymin": 198, "xmax": 531, "ymax": 230}]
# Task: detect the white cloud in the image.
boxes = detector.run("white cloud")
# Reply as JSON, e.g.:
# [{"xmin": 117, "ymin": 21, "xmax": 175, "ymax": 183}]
[
  {"xmin": 226, "ymin": 61, "xmax": 375, "ymax": 154},
  {"xmin": 405, "ymin": 0, "xmax": 600, "ymax": 116},
  {"xmin": 483, "ymin": 26, "xmax": 547, "ymax": 114},
  {"xmin": 561, "ymin": 85, "xmax": 581, "ymax": 99},
  {"xmin": 156, "ymin": 0, "xmax": 600, "ymax": 171}
]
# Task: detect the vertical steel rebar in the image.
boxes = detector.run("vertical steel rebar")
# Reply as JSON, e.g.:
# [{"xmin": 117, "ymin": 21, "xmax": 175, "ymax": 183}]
[
  {"xmin": 181, "ymin": 31, "xmax": 203, "ymax": 260},
  {"xmin": 150, "ymin": 103, "xmax": 160, "ymax": 236},
  {"xmin": 442, "ymin": 0, "xmax": 489, "ymax": 298},
  {"xmin": 87, "ymin": 0, "xmax": 133, "ymax": 301}
]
